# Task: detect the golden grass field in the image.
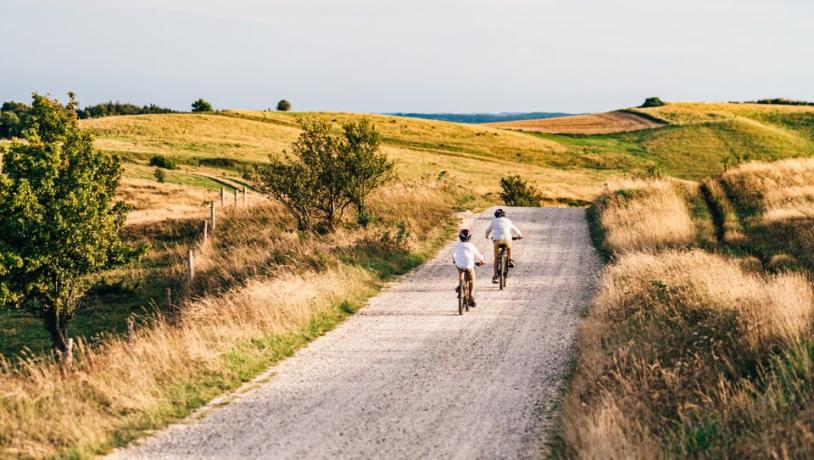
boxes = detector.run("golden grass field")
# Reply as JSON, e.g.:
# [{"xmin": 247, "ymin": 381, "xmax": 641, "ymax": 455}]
[
  {"xmin": 0, "ymin": 182, "xmax": 456, "ymax": 458},
  {"xmin": 485, "ymin": 111, "xmax": 664, "ymax": 134},
  {"xmin": 561, "ymin": 159, "xmax": 814, "ymax": 458},
  {"xmin": 3, "ymin": 102, "xmax": 814, "ymax": 458}
]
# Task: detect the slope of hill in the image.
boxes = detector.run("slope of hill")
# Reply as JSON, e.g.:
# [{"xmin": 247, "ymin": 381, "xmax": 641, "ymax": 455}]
[
  {"xmin": 486, "ymin": 110, "xmax": 664, "ymax": 134},
  {"xmin": 82, "ymin": 111, "xmax": 607, "ymax": 223},
  {"xmin": 386, "ymin": 112, "xmax": 573, "ymax": 124}
]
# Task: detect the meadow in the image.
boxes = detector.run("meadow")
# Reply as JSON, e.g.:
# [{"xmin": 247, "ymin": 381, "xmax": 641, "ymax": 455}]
[{"xmin": 2, "ymin": 101, "xmax": 814, "ymax": 457}]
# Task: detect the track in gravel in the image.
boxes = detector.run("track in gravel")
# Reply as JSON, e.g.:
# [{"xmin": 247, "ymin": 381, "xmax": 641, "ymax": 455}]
[{"xmin": 110, "ymin": 207, "xmax": 601, "ymax": 460}]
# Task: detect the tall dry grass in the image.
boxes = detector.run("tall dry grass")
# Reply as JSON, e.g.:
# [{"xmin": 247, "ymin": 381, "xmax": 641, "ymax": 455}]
[
  {"xmin": 594, "ymin": 179, "xmax": 695, "ymax": 254},
  {"xmin": 718, "ymin": 158, "xmax": 814, "ymax": 270},
  {"xmin": 561, "ymin": 250, "xmax": 814, "ymax": 459},
  {"xmin": 0, "ymin": 182, "xmax": 454, "ymax": 458}
]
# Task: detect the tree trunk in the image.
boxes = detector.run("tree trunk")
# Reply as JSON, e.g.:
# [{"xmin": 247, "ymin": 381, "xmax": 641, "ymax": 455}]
[{"xmin": 44, "ymin": 308, "xmax": 70, "ymax": 352}]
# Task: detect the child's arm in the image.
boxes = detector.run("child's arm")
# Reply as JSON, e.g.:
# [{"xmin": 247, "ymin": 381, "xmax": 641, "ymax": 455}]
[
  {"xmin": 484, "ymin": 224, "xmax": 492, "ymax": 239},
  {"xmin": 511, "ymin": 222, "xmax": 523, "ymax": 238}
]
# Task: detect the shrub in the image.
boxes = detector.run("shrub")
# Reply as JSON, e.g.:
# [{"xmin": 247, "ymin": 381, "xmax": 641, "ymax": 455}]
[
  {"xmin": 191, "ymin": 98, "xmax": 213, "ymax": 112},
  {"xmin": 277, "ymin": 99, "xmax": 292, "ymax": 112},
  {"xmin": 0, "ymin": 93, "xmax": 137, "ymax": 351},
  {"xmin": 149, "ymin": 155, "xmax": 176, "ymax": 170},
  {"xmin": 641, "ymin": 97, "xmax": 665, "ymax": 108},
  {"xmin": 154, "ymin": 168, "xmax": 166, "ymax": 183},
  {"xmin": 499, "ymin": 175, "xmax": 542, "ymax": 206},
  {"xmin": 258, "ymin": 119, "xmax": 394, "ymax": 231}
]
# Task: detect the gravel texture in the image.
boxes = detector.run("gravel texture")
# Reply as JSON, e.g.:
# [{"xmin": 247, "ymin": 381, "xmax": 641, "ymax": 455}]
[{"xmin": 109, "ymin": 207, "xmax": 601, "ymax": 460}]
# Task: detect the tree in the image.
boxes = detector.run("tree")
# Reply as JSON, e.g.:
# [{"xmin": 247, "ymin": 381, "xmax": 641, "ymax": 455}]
[
  {"xmin": 641, "ymin": 97, "xmax": 665, "ymax": 108},
  {"xmin": 277, "ymin": 99, "xmax": 292, "ymax": 112},
  {"xmin": 191, "ymin": 98, "xmax": 213, "ymax": 112},
  {"xmin": 258, "ymin": 119, "xmax": 395, "ymax": 231},
  {"xmin": 339, "ymin": 119, "xmax": 394, "ymax": 224},
  {"xmin": 0, "ymin": 101, "xmax": 31, "ymax": 138},
  {"xmin": 0, "ymin": 111, "xmax": 21, "ymax": 138},
  {"xmin": 500, "ymin": 175, "xmax": 542, "ymax": 206},
  {"xmin": 0, "ymin": 94, "xmax": 136, "ymax": 352}
]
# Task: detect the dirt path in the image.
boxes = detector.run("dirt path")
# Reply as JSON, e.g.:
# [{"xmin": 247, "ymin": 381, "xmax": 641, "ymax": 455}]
[{"xmin": 110, "ymin": 207, "xmax": 601, "ymax": 459}]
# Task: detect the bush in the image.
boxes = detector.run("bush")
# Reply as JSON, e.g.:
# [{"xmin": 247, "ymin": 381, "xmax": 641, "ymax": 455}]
[
  {"xmin": 154, "ymin": 168, "xmax": 166, "ymax": 183},
  {"xmin": 149, "ymin": 155, "xmax": 176, "ymax": 170},
  {"xmin": 277, "ymin": 99, "xmax": 292, "ymax": 112},
  {"xmin": 191, "ymin": 98, "xmax": 213, "ymax": 112},
  {"xmin": 258, "ymin": 119, "xmax": 394, "ymax": 231},
  {"xmin": 499, "ymin": 175, "xmax": 542, "ymax": 206},
  {"xmin": 641, "ymin": 97, "xmax": 665, "ymax": 108}
]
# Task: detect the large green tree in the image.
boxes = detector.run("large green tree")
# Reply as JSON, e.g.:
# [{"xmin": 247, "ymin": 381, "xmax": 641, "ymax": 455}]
[{"xmin": 0, "ymin": 93, "xmax": 135, "ymax": 351}]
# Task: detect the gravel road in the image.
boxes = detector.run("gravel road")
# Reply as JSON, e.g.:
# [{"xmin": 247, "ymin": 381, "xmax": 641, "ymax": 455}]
[{"xmin": 110, "ymin": 207, "xmax": 601, "ymax": 460}]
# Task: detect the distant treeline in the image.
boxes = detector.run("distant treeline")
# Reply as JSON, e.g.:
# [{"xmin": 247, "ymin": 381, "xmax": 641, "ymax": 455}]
[
  {"xmin": 387, "ymin": 112, "xmax": 573, "ymax": 124},
  {"xmin": 76, "ymin": 101, "xmax": 176, "ymax": 119},
  {"xmin": 739, "ymin": 98, "xmax": 814, "ymax": 107},
  {"xmin": 0, "ymin": 100, "xmax": 176, "ymax": 139}
]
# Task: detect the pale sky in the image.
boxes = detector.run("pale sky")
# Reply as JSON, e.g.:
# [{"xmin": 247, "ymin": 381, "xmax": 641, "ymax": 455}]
[{"xmin": 1, "ymin": 0, "xmax": 812, "ymax": 113}]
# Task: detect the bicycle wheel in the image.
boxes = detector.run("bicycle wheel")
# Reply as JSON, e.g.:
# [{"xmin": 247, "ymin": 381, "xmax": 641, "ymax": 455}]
[
  {"xmin": 458, "ymin": 278, "xmax": 464, "ymax": 315},
  {"xmin": 500, "ymin": 252, "xmax": 507, "ymax": 289},
  {"xmin": 464, "ymin": 281, "xmax": 471, "ymax": 312}
]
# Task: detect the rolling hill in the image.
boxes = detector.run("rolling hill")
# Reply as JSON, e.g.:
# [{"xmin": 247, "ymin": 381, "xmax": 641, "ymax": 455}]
[
  {"xmin": 79, "ymin": 102, "xmax": 814, "ymax": 223},
  {"xmin": 485, "ymin": 110, "xmax": 664, "ymax": 134}
]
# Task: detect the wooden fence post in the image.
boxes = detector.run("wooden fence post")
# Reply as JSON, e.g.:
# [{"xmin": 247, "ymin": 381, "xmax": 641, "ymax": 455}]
[
  {"xmin": 165, "ymin": 287, "xmax": 172, "ymax": 309},
  {"xmin": 202, "ymin": 219, "xmax": 208, "ymax": 244},
  {"xmin": 220, "ymin": 187, "xmax": 225, "ymax": 206},
  {"xmin": 233, "ymin": 188, "xmax": 238, "ymax": 205},
  {"xmin": 243, "ymin": 186, "xmax": 247, "ymax": 205},
  {"xmin": 188, "ymin": 248, "xmax": 195, "ymax": 282},
  {"xmin": 65, "ymin": 338, "xmax": 74, "ymax": 365},
  {"xmin": 210, "ymin": 201, "xmax": 216, "ymax": 231}
]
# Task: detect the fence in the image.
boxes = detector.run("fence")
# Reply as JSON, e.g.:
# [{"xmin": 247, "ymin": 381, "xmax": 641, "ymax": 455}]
[{"xmin": 1, "ymin": 185, "xmax": 258, "ymax": 371}]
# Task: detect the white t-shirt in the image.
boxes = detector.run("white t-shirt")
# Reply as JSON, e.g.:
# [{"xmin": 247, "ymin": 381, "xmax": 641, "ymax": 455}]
[
  {"xmin": 486, "ymin": 217, "xmax": 522, "ymax": 241},
  {"xmin": 452, "ymin": 242, "xmax": 485, "ymax": 269}
]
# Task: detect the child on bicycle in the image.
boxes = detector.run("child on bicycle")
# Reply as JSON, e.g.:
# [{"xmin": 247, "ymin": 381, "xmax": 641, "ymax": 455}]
[
  {"xmin": 484, "ymin": 208, "xmax": 523, "ymax": 283},
  {"xmin": 452, "ymin": 229, "xmax": 486, "ymax": 307}
]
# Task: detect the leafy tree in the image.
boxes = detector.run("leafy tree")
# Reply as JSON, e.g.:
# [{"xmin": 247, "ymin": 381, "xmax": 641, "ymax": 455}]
[
  {"xmin": 258, "ymin": 119, "xmax": 394, "ymax": 231},
  {"xmin": 339, "ymin": 119, "xmax": 394, "ymax": 224},
  {"xmin": 500, "ymin": 175, "xmax": 542, "ymax": 206},
  {"xmin": 0, "ymin": 101, "xmax": 31, "ymax": 138},
  {"xmin": 0, "ymin": 94, "xmax": 136, "ymax": 352},
  {"xmin": 277, "ymin": 99, "xmax": 292, "ymax": 112},
  {"xmin": 191, "ymin": 98, "xmax": 213, "ymax": 112},
  {"xmin": 641, "ymin": 97, "xmax": 665, "ymax": 108},
  {"xmin": 0, "ymin": 111, "xmax": 21, "ymax": 138}
]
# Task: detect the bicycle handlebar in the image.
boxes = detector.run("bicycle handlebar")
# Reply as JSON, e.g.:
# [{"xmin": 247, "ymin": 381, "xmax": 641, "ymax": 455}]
[{"xmin": 512, "ymin": 236, "xmax": 522, "ymax": 240}]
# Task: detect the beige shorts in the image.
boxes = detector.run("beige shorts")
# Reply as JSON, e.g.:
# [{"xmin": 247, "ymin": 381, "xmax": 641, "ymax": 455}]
[
  {"xmin": 458, "ymin": 268, "xmax": 475, "ymax": 283},
  {"xmin": 493, "ymin": 239, "xmax": 512, "ymax": 258}
]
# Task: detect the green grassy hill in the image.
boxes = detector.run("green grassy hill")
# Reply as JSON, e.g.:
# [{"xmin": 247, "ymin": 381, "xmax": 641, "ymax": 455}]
[{"xmin": 78, "ymin": 103, "xmax": 814, "ymax": 223}]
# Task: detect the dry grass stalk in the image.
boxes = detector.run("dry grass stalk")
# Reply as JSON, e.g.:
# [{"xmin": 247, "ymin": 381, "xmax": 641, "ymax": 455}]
[
  {"xmin": 561, "ymin": 249, "xmax": 814, "ymax": 458},
  {"xmin": 598, "ymin": 179, "xmax": 695, "ymax": 253}
]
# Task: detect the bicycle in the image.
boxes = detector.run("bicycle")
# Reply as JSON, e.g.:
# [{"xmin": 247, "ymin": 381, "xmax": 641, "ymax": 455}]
[
  {"xmin": 496, "ymin": 236, "xmax": 521, "ymax": 290},
  {"xmin": 457, "ymin": 262, "xmax": 484, "ymax": 315}
]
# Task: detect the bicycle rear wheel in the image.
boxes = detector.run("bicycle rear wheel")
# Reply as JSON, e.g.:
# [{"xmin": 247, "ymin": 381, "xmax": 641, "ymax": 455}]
[
  {"xmin": 464, "ymin": 281, "xmax": 471, "ymax": 312},
  {"xmin": 458, "ymin": 278, "xmax": 465, "ymax": 315},
  {"xmin": 500, "ymin": 252, "xmax": 507, "ymax": 289}
]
